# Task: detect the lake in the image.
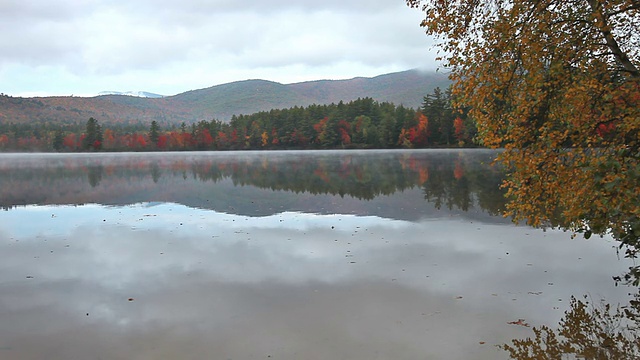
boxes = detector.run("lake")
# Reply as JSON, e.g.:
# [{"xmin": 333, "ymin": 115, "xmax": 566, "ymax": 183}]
[{"xmin": 0, "ymin": 149, "xmax": 632, "ymax": 359}]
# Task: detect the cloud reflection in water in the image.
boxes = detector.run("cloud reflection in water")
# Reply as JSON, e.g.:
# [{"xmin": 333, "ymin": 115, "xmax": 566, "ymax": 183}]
[{"xmin": 0, "ymin": 202, "xmax": 631, "ymax": 360}]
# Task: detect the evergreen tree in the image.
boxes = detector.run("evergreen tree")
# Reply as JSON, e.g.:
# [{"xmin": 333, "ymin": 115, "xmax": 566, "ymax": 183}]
[
  {"xmin": 82, "ymin": 117, "xmax": 102, "ymax": 151},
  {"xmin": 52, "ymin": 130, "xmax": 64, "ymax": 152},
  {"xmin": 422, "ymin": 87, "xmax": 452, "ymax": 145},
  {"xmin": 149, "ymin": 120, "xmax": 160, "ymax": 147}
]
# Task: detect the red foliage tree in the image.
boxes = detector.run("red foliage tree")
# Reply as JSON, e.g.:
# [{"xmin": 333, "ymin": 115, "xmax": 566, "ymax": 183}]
[
  {"xmin": 196, "ymin": 129, "xmax": 214, "ymax": 148},
  {"xmin": 337, "ymin": 119, "xmax": 351, "ymax": 145},
  {"xmin": 0, "ymin": 134, "xmax": 9, "ymax": 149},
  {"xmin": 216, "ymin": 131, "xmax": 229, "ymax": 149},
  {"xmin": 290, "ymin": 129, "xmax": 309, "ymax": 146},
  {"xmin": 399, "ymin": 113, "xmax": 430, "ymax": 147},
  {"xmin": 63, "ymin": 134, "xmax": 77, "ymax": 150},
  {"xmin": 411, "ymin": 113, "xmax": 429, "ymax": 146},
  {"xmin": 157, "ymin": 134, "xmax": 168, "ymax": 149},
  {"xmin": 313, "ymin": 117, "xmax": 329, "ymax": 135}
]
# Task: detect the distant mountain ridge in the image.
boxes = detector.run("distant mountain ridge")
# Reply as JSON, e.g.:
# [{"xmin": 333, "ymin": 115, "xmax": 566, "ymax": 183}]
[
  {"xmin": 0, "ymin": 69, "xmax": 450, "ymax": 125},
  {"xmin": 97, "ymin": 91, "xmax": 164, "ymax": 98}
]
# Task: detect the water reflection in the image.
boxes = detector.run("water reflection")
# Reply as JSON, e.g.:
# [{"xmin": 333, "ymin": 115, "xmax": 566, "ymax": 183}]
[
  {"xmin": 500, "ymin": 292, "xmax": 640, "ymax": 359},
  {"xmin": 0, "ymin": 203, "xmax": 632, "ymax": 360},
  {"xmin": 0, "ymin": 150, "xmax": 506, "ymax": 220},
  {"xmin": 0, "ymin": 150, "xmax": 632, "ymax": 359}
]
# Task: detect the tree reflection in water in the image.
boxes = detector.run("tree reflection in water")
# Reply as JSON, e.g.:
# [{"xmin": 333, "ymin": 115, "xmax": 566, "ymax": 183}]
[
  {"xmin": 0, "ymin": 150, "xmax": 506, "ymax": 216},
  {"xmin": 1, "ymin": 150, "xmax": 638, "ymax": 357},
  {"xmin": 494, "ymin": 147, "xmax": 639, "ymax": 358},
  {"xmin": 501, "ymin": 293, "xmax": 640, "ymax": 359},
  {"xmin": 494, "ymin": 149, "xmax": 639, "ymax": 357}
]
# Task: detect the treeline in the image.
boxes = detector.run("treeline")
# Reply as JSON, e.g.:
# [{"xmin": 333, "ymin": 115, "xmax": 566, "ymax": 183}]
[{"xmin": 0, "ymin": 88, "xmax": 477, "ymax": 151}]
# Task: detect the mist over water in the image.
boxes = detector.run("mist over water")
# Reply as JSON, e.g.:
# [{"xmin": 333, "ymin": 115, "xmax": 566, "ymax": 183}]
[{"xmin": 0, "ymin": 150, "xmax": 631, "ymax": 359}]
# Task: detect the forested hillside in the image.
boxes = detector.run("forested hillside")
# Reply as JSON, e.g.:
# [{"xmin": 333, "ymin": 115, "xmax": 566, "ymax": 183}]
[{"xmin": 0, "ymin": 89, "xmax": 476, "ymax": 151}]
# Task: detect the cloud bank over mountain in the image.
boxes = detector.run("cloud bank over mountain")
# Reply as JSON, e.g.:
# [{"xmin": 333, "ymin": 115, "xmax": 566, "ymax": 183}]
[{"xmin": 0, "ymin": 1, "xmax": 437, "ymax": 97}]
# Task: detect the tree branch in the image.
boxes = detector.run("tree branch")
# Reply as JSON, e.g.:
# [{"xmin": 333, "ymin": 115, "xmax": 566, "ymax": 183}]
[
  {"xmin": 587, "ymin": 0, "xmax": 640, "ymax": 78},
  {"xmin": 606, "ymin": 3, "xmax": 640, "ymax": 17}
]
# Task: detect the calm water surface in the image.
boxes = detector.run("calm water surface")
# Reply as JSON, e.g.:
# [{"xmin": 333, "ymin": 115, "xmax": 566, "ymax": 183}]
[{"xmin": 0, "ymin": 150, "xmax": 632, "ymax": 359}]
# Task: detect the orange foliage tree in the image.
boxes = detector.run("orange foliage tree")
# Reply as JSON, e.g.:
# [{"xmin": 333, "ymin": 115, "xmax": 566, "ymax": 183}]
[
  {"xmin": 399, "ymin": 112, "xmax": 430, "ymax": 147},
  {"xmin": 102, "ymin": 129, "xmax": 116, "ymax": 148},
  {"xmin": 408, "ymin": 0, "xmax": 640, "ymax": 268}
]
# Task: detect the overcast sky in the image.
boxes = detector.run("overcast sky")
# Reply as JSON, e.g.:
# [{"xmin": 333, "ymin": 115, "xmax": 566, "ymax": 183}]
[{"xmin": 0, "ymin": 0, "xmax": 437, "ymax": 97}]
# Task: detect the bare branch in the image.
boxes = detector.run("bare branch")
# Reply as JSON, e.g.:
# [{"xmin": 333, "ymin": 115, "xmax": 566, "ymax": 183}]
[{"xmin": 587, "ymin": 0, "xmax": 640, "ymax": 78}]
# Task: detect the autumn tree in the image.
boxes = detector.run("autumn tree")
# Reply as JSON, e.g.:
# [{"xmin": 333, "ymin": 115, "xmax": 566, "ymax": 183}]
[
  {"xmin": 102, "ymin": 128, "xmax": 116, "ymax": 149},
  {"xmin": 62, "ymin": 133, "xmax": 77, "ymax": 150},
  {"xmin": 314, "ymin": 117, "xmax": 340, "ymax": 147},
  {"xmin": 408, "ymin": 0, "xmax": 640, "ymax": 270},
  {"xmin": 0, "ymin": 134, "xmax": 8, "ymax": 150},
  {"xmin": 399, "ymin": 112, "xmax": 430, "ymax": 147},
  {"xmin": 336, "ymin": 119, "xmax": 352, "ymax": 146}
]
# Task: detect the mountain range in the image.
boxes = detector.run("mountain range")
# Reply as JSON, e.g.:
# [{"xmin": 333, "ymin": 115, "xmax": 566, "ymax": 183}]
[
  {"xmin": 0, "ymin": 69, "xmax": 449, "ymax": 126},
  {"xmin": 97, "ymin": 91, "xmax": 164, "ymax": 98}
]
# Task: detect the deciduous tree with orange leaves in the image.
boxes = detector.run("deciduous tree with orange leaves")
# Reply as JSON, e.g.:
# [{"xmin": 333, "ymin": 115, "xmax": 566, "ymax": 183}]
[{"xmin": 408, "ymin": 0, "xmax": 639, "ymax": 276}]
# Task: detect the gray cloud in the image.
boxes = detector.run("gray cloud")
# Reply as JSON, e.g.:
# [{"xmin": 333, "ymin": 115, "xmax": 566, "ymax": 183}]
[
  {"xmin": 0, "ymin": 0, "xmax": 94, "ymax": 21},
  {"xmin": 0, "ymin": 0, "xmax": 433, "ymax": 95}
]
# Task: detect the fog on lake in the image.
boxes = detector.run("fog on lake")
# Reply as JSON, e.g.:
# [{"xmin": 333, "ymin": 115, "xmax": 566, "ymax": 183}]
[{"xmin": 0, "ymin": 149, "xmax": 632, "ymax": 360}]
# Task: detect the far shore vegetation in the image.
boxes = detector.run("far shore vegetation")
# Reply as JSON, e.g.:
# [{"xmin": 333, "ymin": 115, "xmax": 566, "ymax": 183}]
[{"xmin": 0, "ymin": 89, "xmax": 477, "ymax": 152}]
